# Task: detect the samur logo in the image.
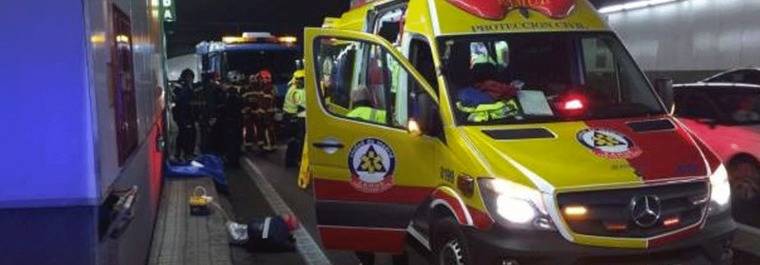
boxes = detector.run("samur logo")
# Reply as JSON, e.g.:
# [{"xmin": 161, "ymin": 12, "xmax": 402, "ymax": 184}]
[
  {"xmin": 348, "ymin": 138, "xmax": 396, "ymax": 193},
  {"xmin": 577, "ymin": 129, "xmax": 643, "ymax": 159}
]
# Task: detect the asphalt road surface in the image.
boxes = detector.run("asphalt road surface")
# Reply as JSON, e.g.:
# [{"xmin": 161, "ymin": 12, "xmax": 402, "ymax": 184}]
[{"xmin": 225, "ymin": 148, "xmax": 760, "ymax": 265}]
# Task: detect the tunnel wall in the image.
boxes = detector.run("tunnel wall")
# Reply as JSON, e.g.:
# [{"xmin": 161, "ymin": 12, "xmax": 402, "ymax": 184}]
[{"xmin": 605, "ymin": 0, "xmax": 760, "ymax": 83}]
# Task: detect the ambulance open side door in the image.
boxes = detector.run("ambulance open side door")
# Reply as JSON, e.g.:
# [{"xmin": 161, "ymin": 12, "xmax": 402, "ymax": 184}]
[{"xmin": 304, "ymin": 28, "xmax": 441, "ymax": 253}]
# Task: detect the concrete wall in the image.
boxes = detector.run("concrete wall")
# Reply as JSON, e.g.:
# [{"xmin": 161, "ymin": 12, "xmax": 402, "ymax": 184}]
[{"xmin": 605, "ymin": 0, "xmax": 760, "ymax": 82}]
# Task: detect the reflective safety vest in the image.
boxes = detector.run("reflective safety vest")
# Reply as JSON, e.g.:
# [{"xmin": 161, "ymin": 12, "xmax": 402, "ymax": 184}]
[
  {"xmin": 284, "ymin": 85, "xmax": 306, "ymax": 117},
  {"xmin": 346, "ymin": 106, "xmax": 386, "ymax": 124},
  {"xmin": 456, "ymin": 99, "xmax": 519, "ymax": 123}
]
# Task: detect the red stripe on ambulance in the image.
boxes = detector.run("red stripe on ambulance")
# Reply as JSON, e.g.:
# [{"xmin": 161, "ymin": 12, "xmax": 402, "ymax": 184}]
[
  {"xmin": 318, "ymin": 226, "xmax": 407, "ymax": 253},
  {"xmin": 314, "ymin": 178, "xmax": 432, "ymax": 204}
]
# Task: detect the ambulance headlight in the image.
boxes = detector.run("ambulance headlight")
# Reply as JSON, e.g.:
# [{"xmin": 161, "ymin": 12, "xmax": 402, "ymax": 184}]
[
  {"xmin": 495, "ymin": 195, "xmax": 536, "ymax": 224},
  {"xmin": 479, "ymin": 178, "xmax": 555, "ymax": 230},
  {"xmin": 708, "ymin": 164, "xmax": 731, "ymax": 215}
]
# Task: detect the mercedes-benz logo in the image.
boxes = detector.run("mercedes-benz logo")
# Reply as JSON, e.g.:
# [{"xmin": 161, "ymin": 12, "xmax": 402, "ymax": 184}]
[{"xmin": 630, "ymin": 195, "xmax": 662, "ymax": 228}]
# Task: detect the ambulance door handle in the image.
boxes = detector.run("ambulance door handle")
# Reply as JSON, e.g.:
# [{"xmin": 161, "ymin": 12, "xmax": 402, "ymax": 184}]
[
  {"xmin": 313, "ymin": 142, "xmax": 344, "ymax": 149},
  {"xmin": 312, "ymin": 138, "xmax": 344, "ymax": 155}
]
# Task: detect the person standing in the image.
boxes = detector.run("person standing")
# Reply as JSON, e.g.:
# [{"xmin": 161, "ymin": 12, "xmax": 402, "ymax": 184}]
[
  {"xmin": 252, "ymin": 70, "xmax": 277, "ymax": 152},
  {"xmin": 215, "ymin": 79, "xmax": 244, "ymax": 167},
  {"xmin": 283, "ymin": 70, "xmax": 306, "ymax": 168},
  {"xmin": 197, "ymin": 72, "xmax": 223, "ymax": 154},
  {"xmin": 240, "ymin": 74, "xmax": 259, "ymax": 151},
  {"xmin": 172, "ymin": 69, "xmax": 197, "ymax": 161}
]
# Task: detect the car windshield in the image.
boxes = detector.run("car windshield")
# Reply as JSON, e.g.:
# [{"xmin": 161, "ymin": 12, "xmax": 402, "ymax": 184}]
[
  {"xmin": 710, "ymin": 89, "xmax": 760, "ymax": 125},
  {"xmin": 439, "ymin": 32, "xmax": 666, "ymax": 125}
]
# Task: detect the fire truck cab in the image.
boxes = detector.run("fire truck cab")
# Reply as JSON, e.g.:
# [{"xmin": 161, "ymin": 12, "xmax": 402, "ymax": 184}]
[{"xmin": 303, "ymin": 0, "xmax": 735, "ymax": 264}]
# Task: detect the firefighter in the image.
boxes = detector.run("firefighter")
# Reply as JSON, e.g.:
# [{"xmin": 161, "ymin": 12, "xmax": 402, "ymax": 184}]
[
  {"xmin": 240, "ymin": 74, "xmax": 258, "ymax": 150},
  {"xmin": 172, "ymin": 69, "xmax": 197, "ymax": 161},
  {"xmin": 284, "ymin": 70, "xmax": 306, "ymax": 168},
  {"xmin": 204, "ymin": 72, "xmax": 225, "ymax": 155},
  {"xmin": 252, "ymin": 70, "xmax": 278, "ymax": 152},
  {"xmin": 215, "ymin": 73, "xmax": 244, "ymax": 167},
  {"xmin": 193, "ymin": 72, "xmax": 221, "ymax": 154}
]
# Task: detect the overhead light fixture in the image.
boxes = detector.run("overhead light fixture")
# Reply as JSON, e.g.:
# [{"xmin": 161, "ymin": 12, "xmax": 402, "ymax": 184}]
[{"xmin": 598, "ymin": 0, "xmax": 682, "ymax": 14}]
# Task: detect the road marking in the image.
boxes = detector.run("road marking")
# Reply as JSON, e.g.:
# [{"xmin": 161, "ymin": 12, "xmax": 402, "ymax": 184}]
[{"xmin": 243, "ymin": 158, "xmax": 333, "ymax": 265}]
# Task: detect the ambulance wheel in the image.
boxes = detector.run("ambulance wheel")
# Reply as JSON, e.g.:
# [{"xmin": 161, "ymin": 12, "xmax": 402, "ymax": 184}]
[
  {"xmin": 432, "ymin": 218, "xmax": 471, "ymax": 265},
  {"xmin": 729, "ymin": 156, "xmax": 760, "ymax": 201}
]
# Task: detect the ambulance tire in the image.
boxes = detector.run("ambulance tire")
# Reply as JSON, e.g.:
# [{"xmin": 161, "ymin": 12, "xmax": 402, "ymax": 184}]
[{"xmin": 432, "ymin": 217, "xmax": 471, "ymax": 265}]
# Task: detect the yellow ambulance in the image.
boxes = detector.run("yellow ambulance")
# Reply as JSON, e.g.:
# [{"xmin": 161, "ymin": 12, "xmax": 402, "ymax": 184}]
[{"xmin": 303, "ymin": 0, "xmax": 736, "ymax": 264}]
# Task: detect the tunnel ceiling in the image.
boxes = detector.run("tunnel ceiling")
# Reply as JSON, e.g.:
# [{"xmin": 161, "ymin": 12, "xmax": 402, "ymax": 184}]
[{"xmin": 167, "ymin": 0, "xmax": 626, "ymax": 57}]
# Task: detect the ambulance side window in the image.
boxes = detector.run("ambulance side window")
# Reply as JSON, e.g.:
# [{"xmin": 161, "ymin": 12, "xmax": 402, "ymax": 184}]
[
  {"xmin": 410, "ymin": 38, "xmax": 437, "ymax": 92},
  {"xmin": 371, "ymin": 6, "xmax": 406, "ymax": 45},
  {"xmin": 394, "ymin": 38, "xmax": 438, "ymax": 129},
  {"xmin": 315, "ymin": 38, "xmax": 400, "ymax": 126}
]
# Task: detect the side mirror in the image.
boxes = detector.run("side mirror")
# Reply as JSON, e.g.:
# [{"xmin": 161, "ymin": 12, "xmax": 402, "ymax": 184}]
[
  {"xmin": 411, "ymin": 93, "xmax": 442, "ymax": 137},
  {"xmin": 654, "ymin": 78, "xmax": 674, "ymax": 113}
]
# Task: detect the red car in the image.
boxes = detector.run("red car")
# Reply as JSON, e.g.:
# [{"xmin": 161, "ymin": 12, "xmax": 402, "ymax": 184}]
[{"xmin": 674, "ymin": 82, "xmax": 760, "ymax": 226}]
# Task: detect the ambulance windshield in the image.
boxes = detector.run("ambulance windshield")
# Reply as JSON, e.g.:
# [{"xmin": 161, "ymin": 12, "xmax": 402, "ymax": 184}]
[
  {"xmin": 225, "ymin": 49, "xmax": 299, "ymax": 84},
  {"xmin": 440, "ymin": 32, "xmax": 666, "ymax": 125}
]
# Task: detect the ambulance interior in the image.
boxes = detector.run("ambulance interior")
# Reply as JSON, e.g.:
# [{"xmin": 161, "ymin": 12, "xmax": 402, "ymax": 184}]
[
  {"xmin": 441, "ymin": 33, "xmax": 667, "ymax": 124},
  {"xmin": 314, "ymin": 4, "xmax": 440, "ymax": 128}
]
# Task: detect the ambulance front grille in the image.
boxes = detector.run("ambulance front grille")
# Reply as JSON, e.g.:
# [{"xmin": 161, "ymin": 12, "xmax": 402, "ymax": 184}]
[{"xmin": 556, "ymin": 181, "xmax": 709, "ymax": 238}]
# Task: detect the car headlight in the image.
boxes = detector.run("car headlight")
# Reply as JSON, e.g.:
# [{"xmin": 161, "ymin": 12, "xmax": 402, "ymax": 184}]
[
  {"xmin": 708, "ymin": 164, "xmax": 731, "ymax": 215},
  {"xmin": 478, "ymin": 178, "xmax": 555, "ymax": 230}
]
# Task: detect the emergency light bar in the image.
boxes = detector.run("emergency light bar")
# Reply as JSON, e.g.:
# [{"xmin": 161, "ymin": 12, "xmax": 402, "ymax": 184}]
[
  {"xmin": 598, "ymin": 0, "xmax": 682, "ymax": 14},
  {"xmin": 221, "ymin": 32, "xmax": 297, "ymax": 45}
]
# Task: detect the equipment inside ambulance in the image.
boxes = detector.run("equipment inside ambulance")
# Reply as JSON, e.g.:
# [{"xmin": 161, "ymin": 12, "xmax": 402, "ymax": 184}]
[
  {"xmin": 445, "ymin": 32, "xmax": 663, "ymax": 124},
  {"xmin": 303, "ymin": 1, "xmax": 736, "ymax": 264}
]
